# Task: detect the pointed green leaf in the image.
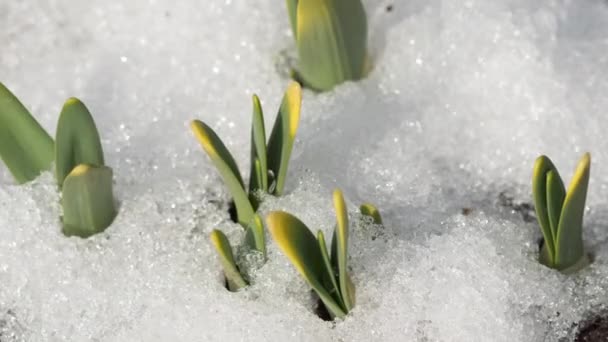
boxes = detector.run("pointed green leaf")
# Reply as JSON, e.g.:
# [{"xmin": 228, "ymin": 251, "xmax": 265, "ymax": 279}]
[
  {"xmin": 545, "ymin": 170, "xmax": 565, "ymax": 248},
  {"xmin": 210, "ymin": 229, "xmax": 248, "ymax": 291},
  {"xmin": 244, "ymin": 214, "xmax": 266, "ymax": 259},
  {"xmin": 330, "ymin": 189, "xmax": 354, "ymax": 311},
  {"xmin": 61, "ymin": 164, "xmax": 116, "ymax": 238},
  {"xmin": 191, "ymin": 120, "xmax": 255, "ymax": 227},
  {"xmin": 295, "ymin": 0, "xmax": 368, "ymax": 91},
  {"xmin": 286, "ymin": 0, "xmax": 299, "ymax": 40},
  {"xmin": 317, "ymin": 230, "xmax": 345, "ymax": 312},
  {"xmin": 360, "ymin": 203, "xmax": 382, "ymax": 225},
  {"xmin": 555, "ymin": 153, "xmax": 591, "ymax": 270},
  {"xmin": 55, "ymin": 98, "xmax": 105, "ymax": 188},
  {"xmin": 532, "ymin": 155, "xmax": 559, "ymax": 264},
  {"xmin": 249, "ymin": 95, "xmax": 268, "ymax": 193},
  {"xmin": 267, "ymin": 82, "xmax": 301, "ymax": 196},
  {"xmin": 0, "ymin": 82, "xmax": 54, "ymax": 183},
  {"xmin": 266, "ymin": 211, "xmax": 347, "ymax": 318}
]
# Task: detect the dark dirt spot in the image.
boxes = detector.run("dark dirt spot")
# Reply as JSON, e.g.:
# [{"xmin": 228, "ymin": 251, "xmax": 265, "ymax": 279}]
[
  {"xmin": 314, "ymin": 298, "xmax": 333, "ymax": 321},
  {"xmin": 576, "ymin": 315, "xmax": 608, "ymax": 342},
  {"xmin": 498, "ymin": 191, "xmax": 536, "ymax": 222},
  {"xmin": 228, "ymin": 200, "xmax": 238, "ymax": 223},
  {"xmin": 386, "ymin": 4, "xmax": 393, "ymax": 12}
]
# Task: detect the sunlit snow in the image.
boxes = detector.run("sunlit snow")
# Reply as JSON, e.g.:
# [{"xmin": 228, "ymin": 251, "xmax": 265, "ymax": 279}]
[{"xmin": 2, "ymin": 0, "xmax": 608, "ymax": 341}]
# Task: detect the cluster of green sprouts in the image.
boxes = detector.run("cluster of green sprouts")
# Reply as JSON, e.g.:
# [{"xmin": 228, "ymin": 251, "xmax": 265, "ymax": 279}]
[
  {"xmin": 267, "ymin": 189, "xmax": 382, "ymax": 319},
  {"xmin": 189, "ymin": 82, "xmax": 383, "ymax": 318},
  {"xmin": 0, "ymin": 1, "xmax": 600, "ymax": 323},
  {"xmin": 0, "ymin": 83, "xmax": 116, "ymax": 238},
  {"xmin": 190, "ymin": 82, "xmax": 302, "ymax": 290}
]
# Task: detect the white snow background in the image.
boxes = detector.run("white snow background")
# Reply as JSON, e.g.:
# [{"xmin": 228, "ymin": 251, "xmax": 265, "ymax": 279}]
[{"xmin": 2, "ymin": 0, "xmax": 608, "ymax": 341}]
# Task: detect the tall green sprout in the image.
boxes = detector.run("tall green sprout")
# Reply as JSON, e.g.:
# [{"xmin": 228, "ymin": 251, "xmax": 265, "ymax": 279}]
[{"xmin": 286, "ymin": 0, "xmax": 368, "ymax": 91}]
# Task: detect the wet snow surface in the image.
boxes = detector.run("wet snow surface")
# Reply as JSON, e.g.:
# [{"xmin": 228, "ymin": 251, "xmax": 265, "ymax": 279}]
[{"xmin": 2, "ymin": 0, "xmax": 608, "ymax": 341}]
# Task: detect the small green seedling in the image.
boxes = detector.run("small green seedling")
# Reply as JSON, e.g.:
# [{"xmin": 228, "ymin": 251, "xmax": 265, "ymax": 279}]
[
  {"xmin": 209, "ymin": 214, "xmax": 265, "ymax": 291},
  {"xmin": 267, "ymin": 189, "xmax": 382, "ymax": 319},
  {"xmin": 191, "ymin": 82, "xmax": 302, "ymax": 291},
  {"xmin": 0, "ymin": 83, "xmax": 116, "ymax": 238},
  {"xmin": 56, "ymin": 98, "xmax": 116, "ymax": 238},
  {"xmin": 286, "ymin": 0, "xmax": 368, "ymax": 91},
  {"xmin": 360, "ymin": 203, "xmax": 383, "ymax": 225},
  {"xmin": 533, "ymin": 153, "xmax": 591, "ymax": 273}
]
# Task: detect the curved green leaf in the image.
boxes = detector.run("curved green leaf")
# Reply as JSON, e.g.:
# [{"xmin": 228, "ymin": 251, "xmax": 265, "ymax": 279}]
[
  {"xmin": 267, "ymin": 82, "xmax": 301, "ymax": 196},
  {"xmin": 266, "ymin": 211, "xmax": 346, "ymax": 318},
  {"xmin": 555, "ymin": 153, "xmax": 590, "ymax": 270},
  {"xmin": 317, "ymin": 230, "xmax": 345, "ymax": 312},
  {"xmin": 249, "ymin": 95, "xmax": 268, "ymax": 193},
  {"xmin": 295, "ymin": 0, "xmax": 367, "ymax": 91},
  {"xmin": 0, "ymin": 82, "xmax": 54, "ymax": 183},
  {"xmin": 532, "ymin": 155, "xmax": 559, "ymax": 264},
  {"xmin": 210, "ymin": 229, "xmax": 248, "ymax": 291},
  {"xmin": 545, "ymin": 170, "xmax": 565, "ymax": 250},
  {"xmin": 61, "ymin": 164, "xmax": 116, "ymax": 238},
  {"xmin": 55, "ymin": 98, "xmax": 105, "ymax": 188},
  {"xmin": 330, "ymin": 189, "xmax": 354, "ymax": 311},
  {"xmin": 191, "ymin": 120, "xmax": 254, "ymax": 227},
  {"xmin": 360, "ymin": 203, "xmax": 382, "ymax": 225}
]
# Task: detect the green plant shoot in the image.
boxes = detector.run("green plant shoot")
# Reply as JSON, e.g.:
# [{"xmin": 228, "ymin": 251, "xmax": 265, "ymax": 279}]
[
  {"xmin": 55, "ymin": 98, "xmax": 105, "ymax": 187},
  {"xmin": 191, "ymin": 82, "xmax": 301, "ymax": 291},
  {"xmin": 532, "ymin": 153, "xmax": 591, "ymax": 273},
  {"xmin": 56, "ymin": 98, "xmax": 116, "ymax": 238},
  {"xmin": 61, "ymin": 164, "xmax": 116, "ymax": 238},
  {"xmin": 267, "ymin": 189, "xmax": 382, "ymax": 319},
  {"xmin": 287, "ymin": 0, "xmax": 368, "ymax": 91},
  {"xmin": 0, "ymin": 84, "xmax": 117, "ymax": 238},
  {"xmin": 0, "ymin": 82, "xmax": 54, "ymax": 183}
]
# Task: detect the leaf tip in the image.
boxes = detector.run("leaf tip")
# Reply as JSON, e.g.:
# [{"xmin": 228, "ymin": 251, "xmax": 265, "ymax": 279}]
[
  {"xmin": 69, "ymin": 164, "xmax": 92, "ymax": 176},
  {"xmin": 360, "ymin": 203, "xmax": 382, "ymax": 225},
  {"xmin": 333, "ymin": 189, "xmax": 346, "ymax": 218},
  {"xmin": 190, "ymin": 120, "xmax": 217, "ymax": 157},
  {"xmin": 64, "ymin": 97, "xmax": 83, "ymax": 106},
  {"xmin": 285, "ymin": 81, "xmax": 302, "ymax": 138}
]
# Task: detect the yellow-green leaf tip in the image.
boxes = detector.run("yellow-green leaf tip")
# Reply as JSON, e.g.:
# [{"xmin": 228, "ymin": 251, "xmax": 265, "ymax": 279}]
[
  {"xmin": 360, "ymin": 203, "xmax": 382, "ymax": 225},
  {"xmin": 190, "ymin": 120, "xmax": 217, "ymax": 158},
  {"xmin": 285, "ymin": 81, "xmax": 302, "ymax": 138}
]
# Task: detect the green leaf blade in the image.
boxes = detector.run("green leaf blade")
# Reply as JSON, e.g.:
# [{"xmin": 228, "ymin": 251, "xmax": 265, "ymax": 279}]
[
  {"xmin": 0, "ymin": 82, "xmax": 54, "ymax": 183},
  {"xmin": 266, "ymin": 211, "xmax": 346, "ymax": 318},
  {"xmin": 295, "ymin": 0, "xmax": 367, "ymax": 91},
  {"xmin": 55, "ymin": 98, "xmax": 105, "ymax": 187},
  {"xmin": 317, "ymin": 230, "xmax": 345, "ymax": 312},
  {"xmin": 331, "ymin": 189, "xmax": 354, "ymax": 311},
  {"xmin": 555, "ymin": 153, "xmax": 591, "ymax": 270},
  {"xmin": 191, "ymin": 120, "xmax": 255, "ymax": 227},
  {"xmin": 210, "ymin": 229, "xmax": 248, "ymax": 291},
  {"xmin": 249, "ymin": 95, "xmax": 268, "ymax": 193},
  {"xmin": 267, "ymin": 82, "xmax": 301, "ymax": 196},
  {"xmin": 545, "ymin": 170, "xmax": 565, "ymax": 245},
  {"xmin": 532, "ymin": 155, "xmax": 558, "ymax": 264},
  {"xmin": 61, "ymin": 164, "xmax": 116, "ymax": 238}
]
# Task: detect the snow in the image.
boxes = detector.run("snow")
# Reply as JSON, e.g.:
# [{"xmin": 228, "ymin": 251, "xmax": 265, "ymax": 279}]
[{"xmin": 2, "ymin": 0, "xmax": 608, "ymax": 340}]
